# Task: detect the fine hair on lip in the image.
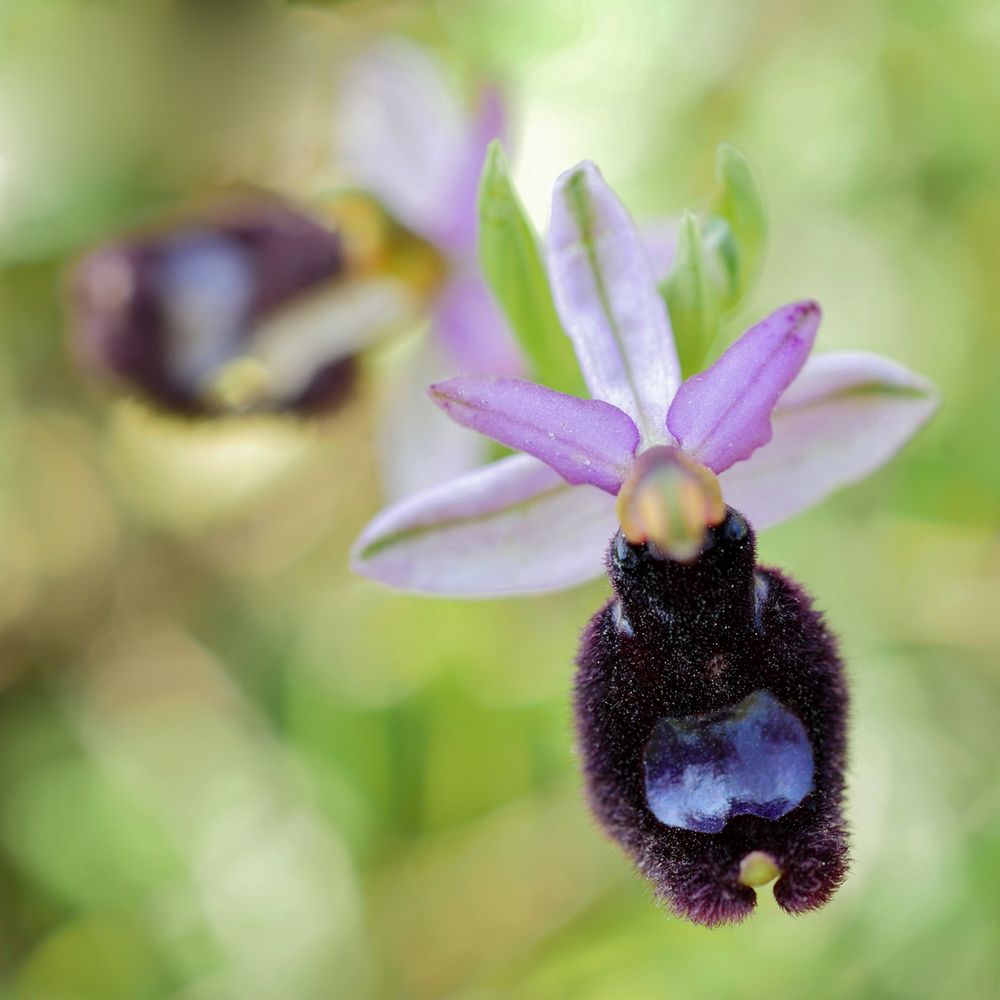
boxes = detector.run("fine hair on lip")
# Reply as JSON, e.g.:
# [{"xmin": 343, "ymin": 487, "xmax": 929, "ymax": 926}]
[{"xmin": 575, "ymin": 507, "xmax": 849, "ymax": 926}]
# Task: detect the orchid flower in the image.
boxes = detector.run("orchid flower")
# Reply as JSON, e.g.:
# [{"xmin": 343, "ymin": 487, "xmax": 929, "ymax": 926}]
[{"xmin": 353, "ymin": 161, "xmax": 938, "ymax": 595}]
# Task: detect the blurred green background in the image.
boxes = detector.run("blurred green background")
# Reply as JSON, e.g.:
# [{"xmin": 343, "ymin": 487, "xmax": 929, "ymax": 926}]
[{"xmin": 0, "ymin": 1, "xmax": 997, "ymax": 997}]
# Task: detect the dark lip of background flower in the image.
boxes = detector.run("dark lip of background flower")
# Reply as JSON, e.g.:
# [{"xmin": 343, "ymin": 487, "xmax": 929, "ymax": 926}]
[
  {"xmin": 69, "ymin": 191, "xmax": 355, "ymax": 416},
  {"xmin": 574, "ymin": 512, "xmax": 850, "ymax": 927}
]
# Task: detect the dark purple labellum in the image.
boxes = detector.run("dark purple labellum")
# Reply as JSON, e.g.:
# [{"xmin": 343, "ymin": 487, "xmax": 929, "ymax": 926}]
[
  {"xmin": 644, "ymin": 690, "xmax": 815, "ymax": 833},
  {"xmin": 70, "ymin": 193, "xmax": 353, "ymax": 416},
  {"xmin": 575, "ymin": 507, "xmax": 849, "ymax": 926}
]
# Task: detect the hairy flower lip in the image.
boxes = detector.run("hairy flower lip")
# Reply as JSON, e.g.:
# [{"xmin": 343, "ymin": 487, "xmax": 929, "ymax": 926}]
[
  {"xmin": 577, "ymin": 514, "xmax": 849, "ymax": 926},
  {"xmin": 610, "ymin": 505, "xmax": 751, "ymax": 574}
]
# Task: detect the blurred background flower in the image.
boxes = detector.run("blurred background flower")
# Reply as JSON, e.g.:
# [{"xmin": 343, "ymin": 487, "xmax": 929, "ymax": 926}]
[
  {"xmin": 0, "ymin": 1, "xmax": 996, "ymax": 998},
  {"xmin": 334, "ymin": 38, "xmax": 524, "ymax": 498}
]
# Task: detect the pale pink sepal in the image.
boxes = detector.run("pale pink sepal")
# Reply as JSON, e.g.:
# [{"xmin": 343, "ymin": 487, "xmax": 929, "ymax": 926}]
[
  {"xmin": 719, "ymin": 351, "xmax": 940, "ymax": 528},
  {"xmin": 351, "ymin": 454, "xmax": 618, "ymax": 595}
]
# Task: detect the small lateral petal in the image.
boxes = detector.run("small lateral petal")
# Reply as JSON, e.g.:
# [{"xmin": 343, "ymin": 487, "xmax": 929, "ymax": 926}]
[
  {"xmin": 667, "ymin": 301, "xmax": 820, "ymax": 473},
  {"xmin": 719, "ymin": 351, "xmax": 940, "ymax": 529},
  {"xmin": 429, "ymin": 376, "xmax": 639, "ymax": 494},
  {"xmin": 351, "ymin": 454, "xmax": 618, "ymax": 595},
  {"xmin": 547, "ymin": 161, "xmax": 680, "ymax": 441}
]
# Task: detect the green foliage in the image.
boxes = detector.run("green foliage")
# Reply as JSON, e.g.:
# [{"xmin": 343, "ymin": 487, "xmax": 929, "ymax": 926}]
[
  {"xmin": 662, "ymin": 212, "xmax": 722, "ymax": 377},
  {"xmin": 1, "ymin": 3, "xmax": 998, "ymax": 998},
  {"xmin": 714, "ymin": 143, "xmax": 767, "ymax": 302},
  {"xmin": 662, "ymin": 144, "xmax": 767, "ymax": 376},
  {"xmin": 477, "ymin": 140, "xmax": 585, "ymax": 394}
]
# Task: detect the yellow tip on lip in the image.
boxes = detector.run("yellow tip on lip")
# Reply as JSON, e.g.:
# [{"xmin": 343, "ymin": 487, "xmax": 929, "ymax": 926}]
[
  {"xmin": 738, "ymin": 851, "xmax": 781, "ymax": 887},
  {"xmin": 207, "ymin": 357, "xmax": 274, "ymax": 412}
]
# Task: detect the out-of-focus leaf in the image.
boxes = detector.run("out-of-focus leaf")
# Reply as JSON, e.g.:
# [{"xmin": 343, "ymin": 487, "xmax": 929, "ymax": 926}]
[
  {"xmin": 660, "ymin": 145, "xmax": 767, "ymax": 374},
  {"xmin": 714, "ymin": 143, "xmax": 766, "ymax": 305},
  {"xmin": 15, "ymin": 916, "xmax": 167, "ymax": 1000},
  {"xmin": 477, "ymin": 141, "xmax": 584, "ymax": 394},
  {"xmin": 661, "ymin": 212, "xmax": 722, "ymax": 377}
]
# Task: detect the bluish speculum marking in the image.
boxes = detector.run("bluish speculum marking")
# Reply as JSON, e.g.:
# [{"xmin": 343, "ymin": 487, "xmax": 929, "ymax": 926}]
[{"xmin": 643, "ymin": 690, "xmax": 814, "ymax": 833}]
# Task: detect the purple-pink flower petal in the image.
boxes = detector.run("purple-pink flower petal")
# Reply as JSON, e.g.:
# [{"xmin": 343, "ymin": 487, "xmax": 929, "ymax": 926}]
[
  {"xmin": 351, "ymin": 454, "xmax": 618, "ymax": 595},
  {"xmin": 336, "ymin": 40, "xmax": 467, "ymax": 247},
  {"xmin": 376, "ymin": 335, "xmax": 489, "ymax": 501},
  {"xmin": 429, "ymin": 376, "xmax": 640, "ymax": 494},
  {"xmin": 719, "ymin": 351, "xmax": 939, "ymax": 528},
  {"xmin": 434, "ymin": 86, "xmax": 507, "ymax": 254},
  {"xmin": 433, "ymin": 269, "xmax": 524, "ymax": 378},
  {"xmin": 638, "ymin": 217, "xmax": 678, "ymax": 282},
  {"xmin": 547, "ymin": 161, "xmax": 680, "ymax": 442},
  {"xmin": 666, "ymin": 301, "xmax": 820, "ymax": 474}
]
